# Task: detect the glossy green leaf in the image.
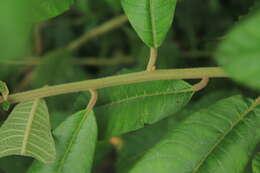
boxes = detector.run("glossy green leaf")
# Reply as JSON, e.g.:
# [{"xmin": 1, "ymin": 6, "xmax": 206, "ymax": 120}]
[
  {"xmin": 215, "ymin": 10, "xmax": 260, "ymax": 90},
  {"xmin": 30, "ymin": 0, "xmax": 75, "ymax": 22},
  {"xmin": 75, "ymin": 80, "xmax": 193, "ymax": 139},
  {"xmin": 121, "ymin": 0, "xmax": 177, "ymax": 47},
  {"xmin": 0, "ymin": 99, "xmax": 56, "ymax": 163},
  {"xmin": 28, "ymin": 110, "xmax": 97, "ymax": 173},
  {"xmin": 253, "ymin": 153, "xmax": 260, "ymax": 173},
  {"xmin": 116, "ymin": 90, "xmax": 237, "ymax": 173},
  {"xmin": 128, "ymin": 96, "xmax": 260, "ymax": 173}
]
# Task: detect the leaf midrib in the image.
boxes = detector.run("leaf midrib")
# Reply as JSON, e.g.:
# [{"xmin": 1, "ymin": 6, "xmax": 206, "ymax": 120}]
[
  {"xmin": 148, "ymin": 0, "xmax": 157, "ymax": 47},
  {"xmin": 56, "ymin": 110, "xmax": 90, "ymax": 172},
  {"xmin": 101, "ymin": 87, "xmax": 192, "ymax": 107},
  {"xmin": 192, "ymin": 99, "xmax": 260, "ymax": 172},
  {"xmin": 21, "ymin": 99, "xmax": 39, "ymax": 155}
]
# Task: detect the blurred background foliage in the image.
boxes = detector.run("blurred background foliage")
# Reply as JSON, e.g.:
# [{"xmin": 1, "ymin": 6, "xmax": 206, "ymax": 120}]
[{"xmin": 0, "ymin": 0, "xmax": 260, "ymax": 172}]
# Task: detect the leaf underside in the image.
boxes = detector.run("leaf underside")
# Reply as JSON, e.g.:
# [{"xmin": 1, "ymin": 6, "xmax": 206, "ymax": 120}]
[
  {"xmin": 0, "ymin": 99, "xmax": 56, "ymax": 163},
  {"xmin": 128, "ymin": 96, "xmax": 260, "ymax": 173}
]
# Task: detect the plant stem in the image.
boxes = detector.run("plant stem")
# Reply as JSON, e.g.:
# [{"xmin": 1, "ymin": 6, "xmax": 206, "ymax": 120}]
[
  {"xmin": 0, "ymin": 67, "xmax": 228, "ymax": 104},
  {"xmin": 67, "ymin": 15, "xmax": 128, "ymax": 51},
  {"xmin": 0, "ymin": 56, "xmax": 134, "ymax": 66},
  {"xmin": 146, "ymin": 48, "xmax": 158, "ymax": 72}
]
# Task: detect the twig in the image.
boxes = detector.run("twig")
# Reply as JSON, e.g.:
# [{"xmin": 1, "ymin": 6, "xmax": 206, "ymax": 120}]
[
  {"xmin": 0, "ymin": 67, "xmax": 228, "ymax": 104},
  {"xmin": 67, "ymin": 15, "xmax": 128, "ymax": 51},
  {"xmin": 0, "ymin": 56, "xmax": 134, "ymax": 67}
]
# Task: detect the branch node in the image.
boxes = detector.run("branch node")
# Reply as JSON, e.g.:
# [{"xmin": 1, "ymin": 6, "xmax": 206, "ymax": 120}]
[{"xmin": 86, "ymin": 89, "xmax": 98, "ymax": 110}]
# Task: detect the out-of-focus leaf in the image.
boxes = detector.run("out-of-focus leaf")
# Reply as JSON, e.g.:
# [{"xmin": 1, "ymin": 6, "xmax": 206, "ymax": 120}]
[
  {"xmin": 28, "ymin": 110, "xmax": 97, "ymax": 173},
  {"xmin": 32, "ymin": 49, "xmax": 85, "ymax": 87},
  {"xmin": 29, "ymin": 0, "xmax": 75, "ymax": 22},
  {"xmin": 215, "ymin": 10, "xmax": 260, "ymax": 90},
  {"xmin": 0, "ymin": 1, "xmax": 32, "ymax": 79},
  {"xmin": 106, "ymin": 0, "xmax": 121, "ymax": 12},
  {"xmin": 121, "ymin": 0, "xmax": 177, "ymax": 47},
  {"xmin": 74, "ymin": 78, "xmax": 193, "ymax": 139},
  {"xmin": 253, "ymin": 153, "xmax": 260, "ymax": 173},
  {"xmin": 32, "ymin": 49, "xmax": 86, "ymax": 112},
  {"xmin": 75, "ymin": 0, "xmax": 91, "ymax": 15},
  {"xmin": 0, "ymin": 99, "xmax": 56, "ymax": 163},
  {"xmin": 128, "ymin": 96, "xmax": 260, "ymax": 173}
]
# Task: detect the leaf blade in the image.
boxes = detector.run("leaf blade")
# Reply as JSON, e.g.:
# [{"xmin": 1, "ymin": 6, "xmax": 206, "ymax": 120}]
[
  {"xmin": 215, "ymin": 10, "xmax": 260, "ymax": 90},
  {"xmin": 30, "ymin": 0, "xmax": 75, "ymax": 22},
  {"xmin": 28, "ymin": 110, "xmax": 97, "ymax": 173},
  {"xmin": 122, "ymin": 0, "xmax": 177, "ymax": 47},
  {"xmin": 0, "ymin": 99, "xmax": 56, "ymax": 163},
  {"xmin": 75, "ymin": 79, "xmax": 193, "ymax": 139},
  {"xmin": 128, "ymin": 96, "xmax": 260, "ymax": 173}
]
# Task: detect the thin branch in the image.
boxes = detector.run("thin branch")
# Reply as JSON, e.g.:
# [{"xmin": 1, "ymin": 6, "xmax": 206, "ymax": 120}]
[
  {"xmin": 86, "ymin": 89, "xmax": 98, "ymax": 110},
  {"xmin": 67, "ymin": 15, "xmax": 128, "ymax": 51},
  {"xmin": 10, "ymin": 15, "xmax": 128, "ymax": 92},
  {"xmin": 146, "ymin": 48, "xmax": 158, "ymax": 72},
  {"xmin": 0, "ymin": 56, "xmax": 134, "ymax": 67},
  {"xmin": 0, "ymin": 67, "xmax": 228, "ymax": 104}
]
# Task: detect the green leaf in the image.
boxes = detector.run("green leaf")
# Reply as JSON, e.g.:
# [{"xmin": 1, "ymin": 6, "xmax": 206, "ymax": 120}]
[
  {"xmin": 253, "ymin": 153, "xmax": 260, "ymax": 173},
  {"xmin": 32, "ymin": 49, "xmax": 85, "ymax": 88},
  {"xmin": 28, "ymin": 110, "xmax": 97, "ymax": 173},
  {"xmin": 116, "ymin": 90, "xmax": 237, "ymax": 173},
  {"xmin": 0, "ymin": 99, "xmax": 56, "ymax": 163},
  {"xmin": 128, "ymin": 96, "xmax": 260, "ymax": 173},
  {"xmin": 0, "ymin": 1, "xmax": 32, "ymax": 79},
  {"xmin": 75, "ymin": 79, "xmax": 193, "ymax": 139},
  {"xmin": 121, "ymin": 0, "xmax": 177, "ymax": 47},
  {"xmin": 215, "ymin": 10, "xmax": 260, "ymax": 90},
  {"xmin": 30, "ymin": 0, "xmax": 75, "ymax": 22},
  {"xmin": 105, "ymin": 0, "xmax": 121, "ymax": 12},
  {"xmin": 117, "ymin": 115, "xmax": 178, "ymax": 173}
]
